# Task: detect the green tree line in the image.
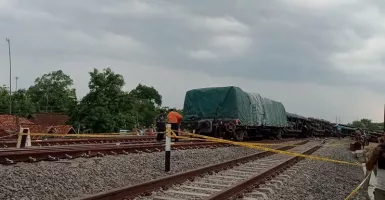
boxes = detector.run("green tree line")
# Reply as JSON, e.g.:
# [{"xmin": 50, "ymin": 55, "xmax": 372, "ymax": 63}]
[
  {"xmin": 348, "ymin": 118, "xmax": 384, "ymax": 132},
  {"xmin": 0, "ymin": 68, "xmax": 180, "ymax": 133}
]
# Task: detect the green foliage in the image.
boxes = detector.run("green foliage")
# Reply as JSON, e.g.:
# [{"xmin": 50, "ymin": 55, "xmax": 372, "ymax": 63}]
[
  {"xmin": 12, "ymin": 89, "xmax": 36, "ymax": 117},
  {"xmin": 131, "ymin": 99, "xmax": 157, "ymax": 128},
  {"xmin": 73, "ymin": 68, "xmax": 134, "ymax": 133},
  {"xmin": 28, "ymin": 70, "xmax": 77, "ymax": 114},
  {"xmin": 349, "ymin": 118, "xmax": 384, "ymax": 132},
  {"xmin": 0, "ymin": 86, "xmax": 9, "ymax": 113},
  {"xmin": 129, "ymin": 84, "xmax": 162, "ymax": 106},
  {"xmin": 129, "ymin": 83, "xmax": 163, "ymax": 128},
  {"xmin": 0, "ymin": 87, "xmax": 35, "ymax": 116},
  {"xmin": 1, "ymin": 68, "xmax": 181, "ymax": 133}
]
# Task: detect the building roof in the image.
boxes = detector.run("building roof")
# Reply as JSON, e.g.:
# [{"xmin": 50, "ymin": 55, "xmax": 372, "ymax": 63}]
[
  {"xmin": 0, "ymin": 114, "xmax": 75, "ymax": 136},
  {"xmin": 19, "ymin": 124, "xmax": 74, "ymax": 134},
  {"xmin": 0, "ymin": 115, "xmax": 34, "ymax": 132},
  {"xmin": 20, "ymin": 124, "xmax": 55, "ymax": 133},
  {"xmin": 29, "ymin": 113, "xmax": 69, "ymax": 125},
  {"xmin": 52, "ymin": 125, "xmax": 75, "ymax": 134}
]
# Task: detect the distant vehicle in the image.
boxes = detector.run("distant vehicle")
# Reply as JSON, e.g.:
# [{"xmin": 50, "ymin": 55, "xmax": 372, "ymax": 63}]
[{"xmin": 119, "ymin": 130, "xmax": 130, "ymax": 133}]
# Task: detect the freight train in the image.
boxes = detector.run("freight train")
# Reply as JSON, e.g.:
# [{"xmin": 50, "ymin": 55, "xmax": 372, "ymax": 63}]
[{"xmin": 180, "ymin": 86, "xmax": 335, "ymax": 141}]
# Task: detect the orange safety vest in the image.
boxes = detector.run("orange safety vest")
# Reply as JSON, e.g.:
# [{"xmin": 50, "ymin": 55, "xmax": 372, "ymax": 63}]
[{"xmin": 167, "ymin": 111, "xmax": 183, "ymax": 124}]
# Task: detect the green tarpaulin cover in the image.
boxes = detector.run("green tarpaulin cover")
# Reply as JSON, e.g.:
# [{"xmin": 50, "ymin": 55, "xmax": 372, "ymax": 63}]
[{"xmin": 183, "ymin": 86, "xmax": 288, "ymax": 127}]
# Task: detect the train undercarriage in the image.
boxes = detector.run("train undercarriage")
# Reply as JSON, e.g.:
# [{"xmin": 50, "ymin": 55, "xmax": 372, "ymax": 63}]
[{"xmin": 181, "ymin": 117, "xmax": 334, "ymax": 142}]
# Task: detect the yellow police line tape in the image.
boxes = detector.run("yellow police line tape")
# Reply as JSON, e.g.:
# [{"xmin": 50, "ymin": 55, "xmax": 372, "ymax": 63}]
[
  {"xmin": 344, "ymin": 173, "xmax": 371, "ymax": 200},
  {"xmin": 19, "ymin": 132, "xmax": 207, "ymax": 141},
  {"xmin": 19, "ymin": 133, "xmax": 144, "ymax": 138},
  {"xmin": 242, "ymin": 142, "xmax": 351, "ymax": 147},
  {"xmin": 171, "ymin": 132, "xmax": 351, "ymax": 147},
  {"xmin": 19, "ymin": 132, "xmax": 355, "ymax": 148},
  {"xmin": 173, "ymin": 130, "xmax": 362, "ymax": 166}
]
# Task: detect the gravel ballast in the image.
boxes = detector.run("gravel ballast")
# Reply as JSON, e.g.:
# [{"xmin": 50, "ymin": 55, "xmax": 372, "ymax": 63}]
[
  {"xmin": 269, "ymin": 138, "xmax": 369, "ymax": 200},
  {"xmin": 0, "ymin": 145, "xmax": 266, "ymax": 200},
  {"xmin": 133, "ymin": 141, "xmax": 321, "ymax": 200}
]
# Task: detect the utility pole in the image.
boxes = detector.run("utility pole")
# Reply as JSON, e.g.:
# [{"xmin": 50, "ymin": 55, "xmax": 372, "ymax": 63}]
[
  {"xmin": 15, "ymin": 77, "xmax": 18, "ymax": 91},
  {"xmin": 6, "ymin": 38, "xmax": 12, "ymax": 114}
]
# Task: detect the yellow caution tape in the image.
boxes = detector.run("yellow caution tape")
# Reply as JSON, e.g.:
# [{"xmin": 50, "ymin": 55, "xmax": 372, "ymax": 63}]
[
  {"xmin": 19, "ymin": 133, "xmax": 145, "ymax": 138},
  {"xmin": 242, "ymin": 142, "xmax": 349, "ymax": 147},
  {"xmin": 344, "ymin": 173, "xmax": 371, "ymax": 200},
  {"xmin": 177, "ymin": 130, "xmax": 361, "ymax": 166}
]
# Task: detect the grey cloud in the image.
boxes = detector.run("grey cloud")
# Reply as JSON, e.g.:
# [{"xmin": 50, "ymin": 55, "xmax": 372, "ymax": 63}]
[{"xmin": 1, "ymin": 0, "xmax": 385, "ymax": 120}]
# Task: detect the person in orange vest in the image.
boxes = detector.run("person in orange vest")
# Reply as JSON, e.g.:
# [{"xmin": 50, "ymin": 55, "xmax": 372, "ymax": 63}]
[{"xmin": 167, "ymin": 108, "xmax": 183, "ymax": 142}]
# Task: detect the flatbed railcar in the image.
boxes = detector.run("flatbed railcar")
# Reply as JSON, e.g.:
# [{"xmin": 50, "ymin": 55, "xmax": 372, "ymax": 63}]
[
  {"xmin": 285, "ymin": 112, "xmax": 312, "ymax": 138},
  {"xmin": 308, "ymin": 118, "xmax": 334, "ymax": 137}
]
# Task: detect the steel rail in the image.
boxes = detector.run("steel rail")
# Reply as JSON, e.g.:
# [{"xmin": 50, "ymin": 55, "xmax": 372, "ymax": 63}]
[
  {"xmin": 0, "ymin": 137, "xmax": 299, "ymax": 148},
  {"xmin": 0, "ymin": 136, "xmax": 157, "ymax": 148},
  {"xmin": 0, "ymin": 141, "xmax": 226, "ymax": 164},
  {"xmin": 204, "ymin": 140, "xmax": 325, "ymax": 200},
  {"xmin": 74, "ymin": 140, "xmax": 308, "ymax": 200}
]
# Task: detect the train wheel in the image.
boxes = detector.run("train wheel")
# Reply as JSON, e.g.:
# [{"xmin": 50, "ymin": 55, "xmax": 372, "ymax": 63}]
[
  {"xmin": 276, "ymin": 130, "xmax": 282, "ymax": 140},
  {"xmin": 234, "ymin": 130, "xmax": 245, "ymax": 141}
]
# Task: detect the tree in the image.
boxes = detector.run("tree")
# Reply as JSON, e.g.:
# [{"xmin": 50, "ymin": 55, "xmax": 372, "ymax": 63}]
[
  {"xmin": 158, "ymin": 106, "xmax": 183, "ymax": 115},
  {"xmin": 28, "ymin": 70, "xmax": 77, "ymax": 114},
  {"xmin": 11, "ymin": 89, "xmax": 36, "ymax": 117},
  {"xmin": 351, "ymin": 120, "xmax": 365, "ymax": 128},
  {"xmin": 129, "ymin": 84, "xmax": 162, "ymax": 106},
  {"xmin": 129, "ymin": 84, "xmax": 163, "ymax": 127},
  {"xmin": 0, "ymin": 86, "xmax": 10, "ymax": 114},
  {"xmin": 0, "ymin": 86, "xmax": 36, "ymax": 116},
  {"xmin": 350, "ymin": 118, "xmax": 383, "ymax": 132},
  {"xmin": 131, "ymin": 99, "xmax": 157, "ymax": 128},
  {"xmin": 73, "ymin": 68, "xmax": 134, "ymax": 133}
]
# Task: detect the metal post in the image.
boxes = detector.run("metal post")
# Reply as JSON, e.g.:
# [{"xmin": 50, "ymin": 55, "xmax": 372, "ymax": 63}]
[
  {"xmin": 165, "ymin": 124, "xmax": 171, "ymax": 172},
  {"xmin": 6, "ymin": 38, "xmax": 12, "ymax": 114}
]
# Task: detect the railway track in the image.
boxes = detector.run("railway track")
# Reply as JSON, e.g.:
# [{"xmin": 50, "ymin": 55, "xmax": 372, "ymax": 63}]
[
  {"xmin": 75, "ymin": 140, "xmax": 319, "ymax": 200},
  {"xmin": 0, "ymin": 136, "xmax": 157, "ymax": 148},
  {"xmin": 0, "ymin": 137, "xmax": 300, "ymax": 148},
  {"xmin": 0, "ymin": 137, "xmax": 303, "ymax": 164},
  {"xmin": 0, "ymin": 139, "xmax": 303, "ymax": 165},
  {"xmin": 0, "ymin": 141, "xmax": 228, "ymax": 164}
]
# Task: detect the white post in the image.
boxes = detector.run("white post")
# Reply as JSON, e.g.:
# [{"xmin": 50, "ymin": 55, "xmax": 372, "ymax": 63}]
[
  {"xmin": 165, "ymin": 124, "xmax": 171, "ymax": 172},
  {"xmin": 25, "ymin": 128, "xmax": 31, "ymax": 147},
  {"xmin": 16, "ymin": 128, "xmax": 31, "ymax": 148}
]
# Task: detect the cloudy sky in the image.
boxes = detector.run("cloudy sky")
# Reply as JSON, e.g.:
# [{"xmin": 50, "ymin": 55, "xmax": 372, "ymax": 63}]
[{"xmin": 0, "ymin": 0, "xmax": 385, "ymax": 123}]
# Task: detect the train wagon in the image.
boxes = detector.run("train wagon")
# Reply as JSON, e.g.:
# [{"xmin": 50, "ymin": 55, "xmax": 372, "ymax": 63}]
[
  {"xmin": 285, "ymin": 112, "xmax": 311, "ymax": 137},
  {"xmin": 308, "ymin": 118, "xmax": 334, "ymax": 137},
  {"xmin": 181, "ymin": 86, "xmax": 288, "ymax": 141}
]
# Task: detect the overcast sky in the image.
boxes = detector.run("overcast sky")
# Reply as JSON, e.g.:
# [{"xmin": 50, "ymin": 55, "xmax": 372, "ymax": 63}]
[{"xmin": 0, "ymin": 0, "xmax": 385, "ymax": 123}]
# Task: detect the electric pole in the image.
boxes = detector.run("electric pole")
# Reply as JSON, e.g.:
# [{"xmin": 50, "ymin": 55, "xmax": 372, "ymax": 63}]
[{"xmin": 6, "ymin": 38, "xmax": 12, "ymax": 115}]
